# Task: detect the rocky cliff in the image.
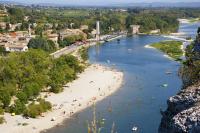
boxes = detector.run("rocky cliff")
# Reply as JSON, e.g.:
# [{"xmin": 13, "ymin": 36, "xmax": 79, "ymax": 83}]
[
  {"xmin": 159, "ymin": 28, "xmax": 200, "ymax": 133},
  {"xmin": 159, "ymin": 82, "xmax": 200, "ymax": 133}
]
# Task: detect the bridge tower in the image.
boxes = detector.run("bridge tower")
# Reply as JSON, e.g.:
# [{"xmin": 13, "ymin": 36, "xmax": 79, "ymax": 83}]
[{"xmin": 96, "ymin": 21, "xmax": 100, "ymax": 41}]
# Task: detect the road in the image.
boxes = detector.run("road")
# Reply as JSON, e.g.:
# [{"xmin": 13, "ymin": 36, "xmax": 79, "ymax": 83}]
[{"xmin": 50, "ymin": 44, "xmax": 79, "ymax": 58}]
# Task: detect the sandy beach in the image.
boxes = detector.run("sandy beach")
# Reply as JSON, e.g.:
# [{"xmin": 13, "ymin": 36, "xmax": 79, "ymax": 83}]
[{"xmin": 0, "ymin": 64, "xmax": 123, "ymax": 133}]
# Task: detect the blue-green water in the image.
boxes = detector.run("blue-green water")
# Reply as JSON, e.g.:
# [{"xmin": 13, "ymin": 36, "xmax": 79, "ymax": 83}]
[{"xmin": 47, "ymin": 22, "xmax": 199, "ymax": 133}]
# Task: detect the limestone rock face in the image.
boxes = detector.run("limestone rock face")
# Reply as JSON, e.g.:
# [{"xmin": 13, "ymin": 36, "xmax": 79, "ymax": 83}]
[{"xmin": 159, "ymin": 83, "xmax": 200, "ymax": 133}]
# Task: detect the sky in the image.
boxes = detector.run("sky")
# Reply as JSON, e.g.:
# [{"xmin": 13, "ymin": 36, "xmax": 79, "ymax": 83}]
[{"xmin": 1, "ymin": 0, "xmax": 199, "ymax": 5}]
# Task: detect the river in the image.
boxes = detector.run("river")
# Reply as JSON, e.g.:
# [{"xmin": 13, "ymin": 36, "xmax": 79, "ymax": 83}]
[{"xmin": 47, "ymin": 22, "xmax": 200, "ymax": 133}]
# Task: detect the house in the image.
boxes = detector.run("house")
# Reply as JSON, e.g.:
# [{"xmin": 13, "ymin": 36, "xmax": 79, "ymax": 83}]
[
  {"xmin": 80, "ymin": 25, "xmax": 89, "ymax": 30},
  {"xmin": 24, "ymin": 16, "xmax": 29, "ymax": 21},
  {"xmin": 130, "ymin": 25, "xmax": 140, "ymax": 34},
  {"xmin": 91, "ymin": 29, "xmax": 97, "ymax": 35},
  {"xmin": 45, "ymin": 23, "xmax": 53, "ymax": 29},
  {"xmin": 59, "ymin": 29, "xmax": 87, "ymax": 40},
  {"xmin": 0, "ymin": 30, "xmax": 32, "ymax": 52},
  {"xmin": 44, "ymin": 29, "xmax": 54, "ymax": 35},
  {"xmin": 4, "ymin": 43, "xmax": 28, "ymax": 52},
  {"xmin": 0, "ymin": 22, "xmax": 6, "ymax": 29},
  {"xmin": 9, "ymin": 23, "xmax": 22, "ymax": 31},
  {"xmin": 48, "ymin": 33, "xmax": 59, "ymax": 48}
]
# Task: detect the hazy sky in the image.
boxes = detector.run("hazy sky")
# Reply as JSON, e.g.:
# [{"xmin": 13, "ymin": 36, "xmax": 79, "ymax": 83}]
[{"xmin": 1, "ymin": 0, "xmax": 199, "ymax": 5}]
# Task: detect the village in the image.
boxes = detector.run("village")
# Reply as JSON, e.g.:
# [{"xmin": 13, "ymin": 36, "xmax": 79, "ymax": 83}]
[
  {"xmin": 0, "ymin": 5, "xmax": 128, "ymax": 53},
  {"xmin": 0, "ymin": 4, "xmax": 167, "ymax": 54}
]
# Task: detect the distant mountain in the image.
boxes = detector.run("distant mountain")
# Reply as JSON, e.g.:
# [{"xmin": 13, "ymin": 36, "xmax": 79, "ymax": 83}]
[
  {"xmin": 114, "ymin": 2, "xmax": 200, "ymax": 8},
  {"xmin": 0, "ymin": 0, "xmax": 22, "ymax": 5},
  {"xmin": 0, "ymin": 1, "xmax": 200, "ymax": 8}
]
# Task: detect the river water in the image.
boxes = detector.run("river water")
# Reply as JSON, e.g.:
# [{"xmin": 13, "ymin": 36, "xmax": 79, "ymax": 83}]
[{"xmin": 47, "ymin": 22, "xmax": 200, "ymax": 133}]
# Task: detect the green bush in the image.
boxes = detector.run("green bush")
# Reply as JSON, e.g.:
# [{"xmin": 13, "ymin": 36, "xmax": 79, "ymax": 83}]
[
  {"xmin": 0, "ymin": 90, "xmax": 11, "ymax": 108},
  {"xmin": 28, "ymin": 37, "xmax": 56, "ymax": 52},
  {"xmin": 16, "ymin": 92, "xmax": 28, "ymax": 103},
  {"xmin": 49, "ymin": 83, "xmax": 63, "ymax": 93},
  {"xmin": 10, "ymin": 100, "xmax": 26, "ymax": 115},
  {"xmin": 39, "ymin": 99, "xmax": 52, "ymax": 112},
  {"xmin": 0, "ymin": 107, "xmax": 4, "ymax": 115},
  {"xmin": 0, "ymin": 117, "xmax": 5, "ymax": 124},
  {"xmin": 24, "ymin": 99, "xmax": 52, "ymax": 118},
  {"xmin": 79, "ymin": 47, "xmax": 89, "ymax": 61}
]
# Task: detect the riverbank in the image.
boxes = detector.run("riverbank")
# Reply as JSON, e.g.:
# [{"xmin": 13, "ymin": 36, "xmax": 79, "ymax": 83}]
[
  {"xmin": 0, "ymin": 64, "xmax": 123, "ymax": 133},
  {"xmin": 51, "ymin": 34, "xmax": 125, "ymax": 58},
  {"xmin": 159, "ymin": 20, "xmax": 200, "ymax": 133}
]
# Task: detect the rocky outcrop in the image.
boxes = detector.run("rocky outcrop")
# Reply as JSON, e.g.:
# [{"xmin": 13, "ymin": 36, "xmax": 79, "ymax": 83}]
[
  {"xmin": 159, "ymin": 82, "xmax": 200, "ymax": 133},
  {"xmin": 172, "ymin": 106, "xmax": 200, "ymax": 133}
]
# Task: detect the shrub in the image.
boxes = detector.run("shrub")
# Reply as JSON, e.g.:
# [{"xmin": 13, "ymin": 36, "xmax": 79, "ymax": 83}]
[
  {"xmin": 79, "ymin": 47, "xmax": 89, "ymax": 61},
  {"xmin": 24, "ymin": 99, "xmax": 52, "ymax": 118},
  {"xmin": 0, "ymin": 107, "xmax": 4, "ymax": 115},
  {"xmin": 16, "ymin": 92, "xmax": 28, "ymax": 103},
  {"xmin": 49, "ymin": 83, "xmax": 62, "ymax": 93},
  {"xmin": 39, "ymin": 99, "xmax": 52, "ymax": 112},
  {"xmin": 0, "ymin": 90, "xmax": 11, "ymax": 108},
  {"xmin": 28, "ymin": 37, "xmax": 56, "ymax": 52},
  {"xmin": 0, "ymin": 117, "xmax": 5, "ymax": 124},
  {"xmin": 9, "ymin": 100, "xmax": 26, "ymax": 115}
]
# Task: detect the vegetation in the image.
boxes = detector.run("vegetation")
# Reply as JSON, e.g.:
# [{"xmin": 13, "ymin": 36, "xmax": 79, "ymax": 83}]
[
  {"xmin": 181, "ymin": 27, "xmax": 200, "ymax": 87},
  {"xmin": 0, "ymin": 49, "xmax": 83, "ymax": 116},
  {"xmin": 24, "ymin": 99, "xmax": 52, "ymax": 118},
  {"xmin": 126, "ymin": 11, "xmax": 178, "ymax": 33},
  {"xmin": 0, "ymin": 117, "xmax": 5, "ymax": 124},
  {"xmin": 151, "ymin": 40, "xmax": 183, "ymax": 60},
  {"xmin": 0, "ymin": 46, "xmax": 6, "ymax": 56},
  {"xmin": 49, "ymin": 55, "xmax": 84, "ymax": 93},
  {"xmin": 79, "ymin": 47, "xmax": 89, "ymax": 61},
  {"xmin": 4, "ymin": 7, "xmax": 200, "ymax": 35},
  {"xmin": 28, "ymin": 37, "xmax": 57, "ymax": 52},
  {"xmin": 58, "ymin": 34, "xmax": 85, "ymax": 47},
  {"xmin": 0, "ymin": 107, "xmax": 4, "ymax": 115}
]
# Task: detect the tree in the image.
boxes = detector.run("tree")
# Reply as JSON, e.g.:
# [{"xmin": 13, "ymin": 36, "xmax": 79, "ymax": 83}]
[
  {"xmin": 16, "ymin": 92, "xmax": 28, "ymax": 103},
  {"xmin": 197, "ymin": 27, "xmax": 200, "ymax": 35},
  {"xmin": 28, "ymin": 37, "xmax": 56, "ymax": 52},
  {"xmin": 10, "ymin": 100, "xmax": 26, "ymax": 115},
  {"xmin": 0, "ymin": 90, "xmax": 11, "ymax": 108},
  {"xmin": 8, "ymin": 8, "xmax": 25, "ymax": 24},
  {"xmin": 0, "ymin": 46, "xmax": 6, "ymax": 56}
]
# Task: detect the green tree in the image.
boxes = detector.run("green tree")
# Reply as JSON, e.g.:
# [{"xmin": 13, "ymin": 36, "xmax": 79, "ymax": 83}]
[
  {"xmin": 28, "ymin": 37, "xmax": 56, "ymax": 52},
  {"xmin": 0, "ymin": 90, "xmax": 11, "ymax": 108}
]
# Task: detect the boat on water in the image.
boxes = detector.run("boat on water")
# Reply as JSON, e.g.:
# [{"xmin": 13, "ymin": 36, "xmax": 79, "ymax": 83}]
[
  {"xmin": 162, "ymin": 84, "xmax": 168, "ymax": 87},
  {"xmin": 107, "ymin": 60, "xmax": 110, "ymax": 64},
  {"xmin": 165, "ymin": 71, "xmax": 172, "ymax": 74},
  {"xmin": 132, "ymin": 126, "xmax": 138, "ymax": 131}
]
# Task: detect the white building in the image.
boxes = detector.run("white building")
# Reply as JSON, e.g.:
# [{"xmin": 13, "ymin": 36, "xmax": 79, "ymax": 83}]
[
  {"xmin": 59, "ymin": 29, "xmax": 87, "ymax": 40},
  {"xmin": 130, "ymin": 25, "xmax": 140, "ymax": 34},
  {"xmin": 0, "ymin": 22, "xmax": 6, "ymax": 29},
  {"xmin": 80, "ymin": 25, "xmax": 89, "ymax": 30},
  {"xmin": 5, "ymin": 44, "xmax": 28, "ymax": 52}
]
